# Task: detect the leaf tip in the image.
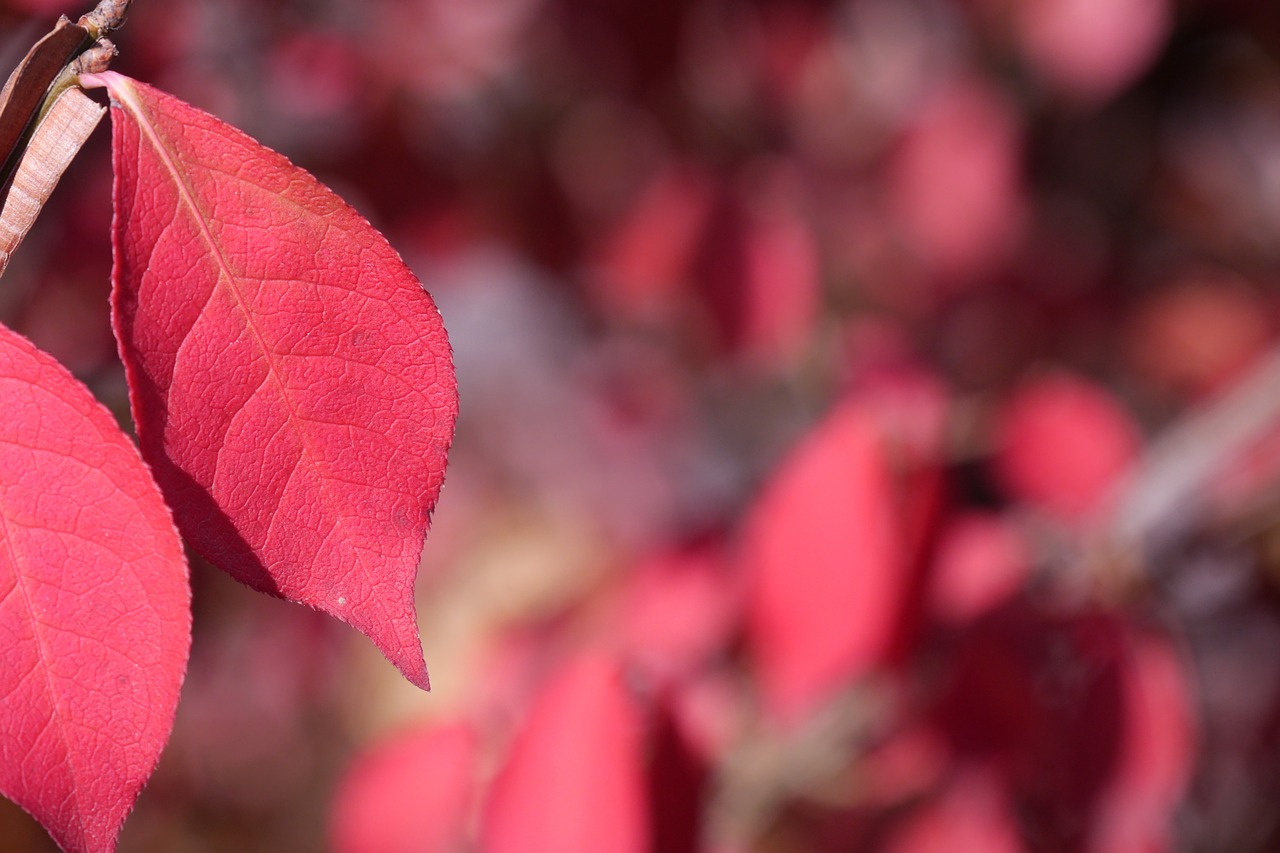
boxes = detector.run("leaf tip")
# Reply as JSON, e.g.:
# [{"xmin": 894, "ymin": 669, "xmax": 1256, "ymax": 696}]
[
  {"xmin": 340, "ymin": 595, "xmax": 431, "ymax": 691},
  {"xmin": 392, "ymin": 644, "xmax": 432, "ymax": 692}
]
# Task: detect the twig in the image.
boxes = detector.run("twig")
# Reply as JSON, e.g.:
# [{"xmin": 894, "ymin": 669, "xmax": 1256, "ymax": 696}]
[{"xmin": 1108, "ymin": 341, "xmax": 1280, "ymax": 553}]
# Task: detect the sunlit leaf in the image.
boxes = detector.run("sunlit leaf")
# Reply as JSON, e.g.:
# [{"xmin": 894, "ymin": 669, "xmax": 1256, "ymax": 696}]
[
  {"xmin": 0, "ymin": 323, "xmax": 189, "ymax": 853},
  {"xmin": 90, "ymin": 72, "xmax": 457, "ymax": 688},
  {"xmin": 331, "ymin": 721, "xmax": 477, "ymax": 853},
  {"xmin": 742, "ymin": 401, "xmax": 902, "ymax": 724},
  {"xmin": 995, "ymin": 372, "xmax": 1138, "ymax": 522},
  {"xmin": 481, "ymin": 654, "xmax": 648, "ymax": 853}
]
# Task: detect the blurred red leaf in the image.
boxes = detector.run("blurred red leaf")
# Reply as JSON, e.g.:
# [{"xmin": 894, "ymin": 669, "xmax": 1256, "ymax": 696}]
[
  {"xmin": 879, "ymin": 772, "xmax": 1024, "ymax": 853},
  {"xmin": 480, "ymin": 654, "xmax": 648, "ymax": 853},
  {"xmin": 592, "ymin": 159, "xmax": 820, "ymax": 364},
  {"xmin": 1091, "ymin": 630, "xmax": 1194, "ymax": 853},
  {"xmin": 0, "ymin": 325, "xmax": 189, "ymax": 853},
  {"xmin": 856, "ymin": 367, "xmax": 950, "ymax": 464},
  {"xmin": 91, "ymin": 72, "xmax": 458, "ymax": 689},
  {"xmin": 928, "ymin": 512, "xmax": 1029, "ymax": 624},
  {"xmin": 1127, "ymin": 273, "xmax": 1273, "ymax": 401},
  {"xmin": 995, "ymin": 372, "xmax": 1139, "ymax": 522},
  {"xmin": 265, "ymin": 31, "xmax": 364, "ymax": 123},
  {"xmin": 591, "ymin": 164, "xmax": 714, "ymax": 316},
  {"xmin": 620, "ymin": 544, "xmax": 740, "ymax": 687},
  {"xmin": 1012, "ymin": 0, "xmax": 1170, "ymax": 102},
  {"xmin": 933, "ymin": 605, "xmax": 1192, "ymax": 848},
  {"xmin": 935, "ymin": 609, "xmax": 1124, "ymax": 806},
  {"xmin": 743, "ymin": 401, "xmax": 902, "ymax": 724},
  {"xmin": 331, "ymin": 721, "xmax": 477, "ymax": 853},
  {"xmin": 728, "ymin": 162, "xmax": 822, "ymax": 365},
  {"xmin": 665, "ymin": 671, "xmax": 744, "ymax": 762},
  {"xmin": 859, "ymin": 725, "xmax": 952, "ymax": 807},
  {"xmin": 888, "ymin": 79, "xmax": 1023, "ymax": 283},
  {"xmin": 366, "ymin": 0, "xmax": 543, "ymax": 102}
]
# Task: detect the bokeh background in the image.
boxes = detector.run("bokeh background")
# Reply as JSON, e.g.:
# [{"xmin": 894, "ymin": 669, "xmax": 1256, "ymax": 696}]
[{"xmin": 3, "ymin": 0, "xmax": 1280, "ymax": 850}]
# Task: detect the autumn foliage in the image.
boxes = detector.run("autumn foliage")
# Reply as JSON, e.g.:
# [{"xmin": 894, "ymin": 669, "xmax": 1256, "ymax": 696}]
[{"xmin": 3, "ymin": 0, "xmax": 1280, "ymax": 851}]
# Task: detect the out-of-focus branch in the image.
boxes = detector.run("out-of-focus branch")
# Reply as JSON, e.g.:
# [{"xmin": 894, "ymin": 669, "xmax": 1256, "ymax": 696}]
[
  {"xmin": 1106, "ymin": 341, "xmax": 1280, "ymax": 554},
  {"xmin": 709, "ymin": 686, "xmax": 889, "ymax": 847}
]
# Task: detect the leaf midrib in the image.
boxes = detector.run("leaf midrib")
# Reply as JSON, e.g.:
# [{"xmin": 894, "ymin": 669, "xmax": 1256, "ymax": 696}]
[
  {"xmin": 0, "ymin": 490, "xmax": 83, "ymax": 846},
  {"xmin": 113, "ymin": 80, "xmax": 358, "ymax": 591}
]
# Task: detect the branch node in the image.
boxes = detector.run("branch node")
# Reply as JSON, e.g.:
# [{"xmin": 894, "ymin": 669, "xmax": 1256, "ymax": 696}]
[{"xmin": 78, "ymin": 0, "xmax": 131, "ymax": 39}]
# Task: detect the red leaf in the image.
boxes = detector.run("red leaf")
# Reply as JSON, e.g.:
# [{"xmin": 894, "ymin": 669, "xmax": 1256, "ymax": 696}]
[
  {"xmin": 330, "ymin": 720, "xmax": 477, "ymax": 853},
  {"xmin": 591, "ymin": 164, "xmax": 713, "ymax": 316},
  {"xmin": 743, "ymin": 401, "xmax": 901, "ymax": 724},
  {"xmin": 1126, "ymin": 272, "xmax": 1272, "ymax": 401},
  {"xmin": 1091, "ymin": 631, "xmax": 1194, "ymax": 853},
  {"xmin": 737, "ymin": 164, "xmax": 820, "ymax": 364},
  {"xmin": 889, "ymin": 79, "xmax": 1024, "ymax": 283},
  {"xmin": 619, "ymin": 545, "xmax": 740, "ymax": 687},
  {"xmin": 89, "ymin": 72, "xmax": 457, "ymax": 689},
  {"xmin": 0, "ymin": 324, "xmax": 189, "ymax": 853},
  {"xmin": 931, "ymin": 607, "xmax": 1190, "ymax": 848},
  {"xmin": 1012, "ymin": 0, "xmax": 1170, "ymax": 102},
  {"xmin": 928, "ymin": 512, "xmax": 1029, "ymax": 624},
  {"xmin": 880, "ymin": 772, "xmax": 1025, "ymax": 853},
  {"xmin": 480, "ymin": 654, "xmax": 649, "ymax": 853},
  {"xmin": 995, "ymin": 372, "xmax": 1139, "ymax": 523},
  {"xmin": 859, "ymin": 725, "xmax": 952, "ymax": 807}
]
